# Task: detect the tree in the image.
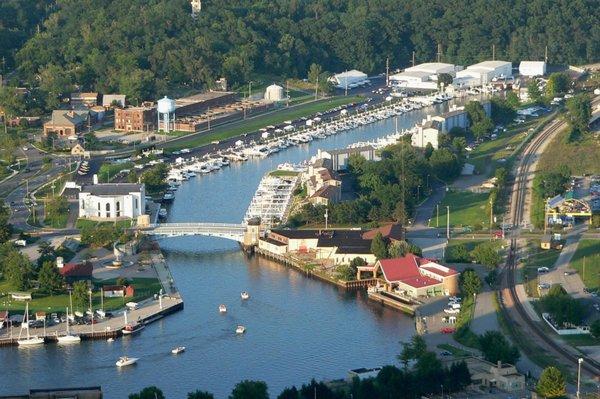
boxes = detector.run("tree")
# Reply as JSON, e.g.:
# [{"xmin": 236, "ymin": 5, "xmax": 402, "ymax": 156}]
[
  {"xmin": 188, "ymin": 390, "xmax": 215, "ymax": 399},
  {"xmin": 307, "ymin": 63, "xmax": 322, "ymax": 84},
  {"xmin": 398, "ymin": 334, "xmax": 428, "ymax": 367},
  {"xmin": 4, "ymin": 250, "xmax": 33, "ymax": 290},
  {"xmin": 429, "ymin": 148, "xmax": 462, "ymax": 181},
  {"xmin": 277, "ymin": 387, "xmax": 299, "ymax": 399},
  {"xmin": 72, "ymin": 280, "xmax": 89, "ymax": 311},
  {"xmin": 536, "ymin": 366, "xmax": 566, "ymax": 399},
  {"xmin": 423, "ymin": 142, "xmax": 434, "ymax": 159},
  {"xmin": 591, "ymin": 320, "xmax": 600, "ymax": 339},
  {"xmin": 491, "ymin": 96, "xmax": 517, "ymax": 124},
  {"xmin": 38, "ymin": 260, "xmax": 64, "ymax": 294},
  {"xmin": 471, "ymin": 242, "xmax": 501, "ymax": 269},
  {"xmin": 565, "ymin": 94, "xmax": 592, "ymax": 140},
  {"xmin": 446, "ymin": 243, "xmax": 470, "ymax": 263},
  {"xmin": 459, "ymin": 268, "xmax": 482, "ymax": 297},
  {"xmin": 471, "ymin": 118, "xmax": 494, "ymax": 139},
  {"xmin": 299, "ymin": 379, "xmax": 336, "ymax": 399},
  {"xmin": 229, "ymin": 380, "xmax": 269, "ymax": 399},
  {"xmin": 0, "ymin": 204, "xmax": 12, "ymax": 244},
  {"xmin": 437, "ymin": 73, "xmax": 453, "ymax": 90},
  {"xmin": 527, "ymin": 80, "xmax": 543, "ymax": 103},
  {"xmin": 478, "ymin": 331, "xmax": 520, "ymax": 364},
  {"xmin": 141, "ymin": 163, "xmax": 168, "ymax": 194},
  {"xmin": 539, "ymin": 284, "xmax": 585, "ymax": 327},
  {"xmin": 392, "ymin": 201, "xmax": 407, "ymax": 224},
  {"xmin": 506, "ymin": 91, "xmax": 520, "ymax": 109},
  {"xmin": 546, "ymin": 73, "xmax": 570, "ymax": 97},
  {"xmin": 0, "ymin": 86, "xmax": 27, "ymax": 118},
  {"xmin": 388, "ymin": 240, "xmax": 412, "ymax": 258},
  {"xmin": 129, "ymin": 386, "xmax": 165, "ymax": 399},
  {"xmin": 370, "ymin": 232, "xmax": 388, "ymax": 259}
]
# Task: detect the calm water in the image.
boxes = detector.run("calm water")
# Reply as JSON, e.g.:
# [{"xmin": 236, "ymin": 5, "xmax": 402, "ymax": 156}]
[{"xmin": 1, "ymin": 99, "xmax": 467, "ymax": 398}]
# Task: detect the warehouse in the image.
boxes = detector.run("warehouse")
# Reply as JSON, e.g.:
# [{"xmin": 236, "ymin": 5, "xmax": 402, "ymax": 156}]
[
  {"xmin": 519, "ymin": 61, "xmax": 546, "ymax": 77},
  {"xmin": 389, "ymin": 62, "xmax": 460, "ymax": 90},
  {"xmin": 329, "ymin": 70, "xmax": 368, "ymax": 89},
  {"xmin": 174, "ymin": 91, "xmax": 238, "ymax": 116},
  {"xmin": 455, "ymin": 60, "xmax": 512, "ymax": 86}
]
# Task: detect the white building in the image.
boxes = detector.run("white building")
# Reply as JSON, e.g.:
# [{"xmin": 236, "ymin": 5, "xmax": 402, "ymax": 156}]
[
  {"xmin": 411, "ymin": 118, "xmax": 443, "ymax": 149},
  {"xmin": 264, "ymin": 84, "xmax": 284, "ymax": 102},
  {"xmin": 455, "ymin": 60, "xmax": 512, "ymax": 86},
  {"xmin": 519, "ymin": 61, "xmax": 546, "ymax": 77},
  {"xmin": 390, "ymin": 62, "xmax": 461, "ymax": 90},
  {"xmin": 79, "ymin": 183, "xmax": 146, "ymax": 220},
  {"xmin": 329, "ymin": 70, "xmax": 368, "ymax": 89}
]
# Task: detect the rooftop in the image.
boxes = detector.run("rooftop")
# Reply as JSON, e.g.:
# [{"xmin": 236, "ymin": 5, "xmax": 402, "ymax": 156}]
[
  {"xmin": 48, "ymin": 110, "xmax": 89, "ymax": 126},
  {"xmin": 81, "ymin": 183, "xmax": 143, "ymax": 196},
  {"xmin": 361, "ymin": 223, "xmax": 404, "ymax": 241},
  {"xmin": 467, "ymin": 60, "xmax": 511, "ymax": 70},
  {"xmin": 175, "ymin": 91, "xmax": 234, "ymax": 107}
]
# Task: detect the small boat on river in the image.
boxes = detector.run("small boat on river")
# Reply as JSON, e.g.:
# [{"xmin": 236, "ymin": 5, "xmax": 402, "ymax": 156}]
[
  {"xmin": 171, "ymin": 346, "xmax": 186, "ymax": 354},
  {"xmin": 240, "ymin": 291, "xmax": 250, "ymax": 300},
  {"xmin": 219, "ymin": 304, "xmax": 227, "ymax": 313},
  {"xmin": 236, "ymin": 325, "xmax": 246, "ymax": 334},
  {"xmin": 116, "ymin": 356, "xmax": 138, "ymax": 367}
]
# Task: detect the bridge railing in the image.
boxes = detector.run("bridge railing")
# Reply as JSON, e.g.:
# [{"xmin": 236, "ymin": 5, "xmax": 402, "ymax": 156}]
[{"xmin": 147, "ymin": 222, "xmax": 246, "ymax": 229}]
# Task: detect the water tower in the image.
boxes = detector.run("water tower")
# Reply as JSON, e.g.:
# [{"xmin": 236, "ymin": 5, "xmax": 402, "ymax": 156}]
[{"xmin": 157, "ymin": 96, "xmax": 176, "ymax": 133}]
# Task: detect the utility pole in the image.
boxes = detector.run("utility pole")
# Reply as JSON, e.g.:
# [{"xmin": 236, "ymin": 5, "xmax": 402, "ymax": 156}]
[
  {"xmin": 207, "ymin": 106, "xmax": 211, "ymax": 130},
  {"xmin": 490, "ymin": 198, "xmax": 494, "ymax": 234},
  {"xmin": 436, "ymin": 204, "xmax": 439, "ymax": 227},
  {"xmin": 324, "ymin": 208, "xmax": 328, "ymax": 230},
  {"xmin": 544, "ymin": 45, "xmax": 548, "ymax": 63},
  {"xmin": 446, "ymin": 206, "xmax": 450, "ymax": 240},
  {"xmin": 492, "ymin": 44, "xmax": 496, "ymax": 61},
  {"xmin": 314, "ymin": 74, "xmax": 319, "ymax": 100},
  {"xmin": 437, "ymin": 43, "xmax": 442, "ymax": 63},
  {"xmin": 412, "ymin": 51, "xmax": 415, "ymax": 67},
  {"xmin": 248, "ymin": 81, "xmax": 252, "ymax": 99},
  {"xmin": 344, "ymin": 72, "xmax": 348, "ymax": 97},
  {"xmin": 577, "ymin": 358, "xmax": 583, "ymax": 399},
  {"xmin": 583, "ymin": 256, "xmax": 586, "ymax": 282},
  {"xmin": 285, "ymin": 81, "xmax": 290, "ymax": 107}
]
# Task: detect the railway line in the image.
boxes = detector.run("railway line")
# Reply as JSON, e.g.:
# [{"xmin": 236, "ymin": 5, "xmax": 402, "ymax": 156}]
[{"xmin": 501, "ymin": 97, "xmax": 600, "ymax": 378}]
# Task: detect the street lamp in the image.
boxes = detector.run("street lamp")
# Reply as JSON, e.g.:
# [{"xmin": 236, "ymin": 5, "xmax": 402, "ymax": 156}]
[{"xmin": 577, "ymin": 358, "xmax": 583, "ymax": 399}]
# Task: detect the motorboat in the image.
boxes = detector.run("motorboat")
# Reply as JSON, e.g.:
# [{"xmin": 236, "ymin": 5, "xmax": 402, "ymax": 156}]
[
  {"xmin": 17, "ymin": 302, "xmax": 45, "ymax": 347},
  {"xmin": 162, "ymin": 192, "xmax": 175, "ymax": 202},
  {"xmin": 107, "ymin": 338, "xmax": 115, "ymax": 342},
  {"xmin": 158, "ymin": 208, "xmax": 168, "ymax": 219},
  {"xmin": 171, "ymin": 346, "xmax": 186, "ymax": 355},
  {"xmin": 240, "ymin": 291, "xmax": 250, "ymax": 300},
  {"xmin": 116, "ymin": 356, "xmax": 138, "ymax": 367},
  {"xmin": 122, "ymin": 323, "xmax": 145, "ymax": 335},
  {"xmin": 219, "ymin": 304, "xmax": 227, "ymax": 313},
  {"xmin": 235, "ymin": 325, "xmax": 246, "ymax": 334}
]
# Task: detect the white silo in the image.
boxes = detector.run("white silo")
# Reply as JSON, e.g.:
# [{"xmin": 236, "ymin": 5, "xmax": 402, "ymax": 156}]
[
  {"xmin": 264, "ymin": 84, "xmax": 284, "ymax": 102},
  {"xmin": 157, "ymin": 96, "xmax": 176, "ymax": 133}
]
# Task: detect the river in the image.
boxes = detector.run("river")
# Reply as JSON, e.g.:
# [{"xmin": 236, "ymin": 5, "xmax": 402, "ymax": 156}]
[{"xmin": 0, "ymin": 99, "xmax": 468, "ymax": 398}]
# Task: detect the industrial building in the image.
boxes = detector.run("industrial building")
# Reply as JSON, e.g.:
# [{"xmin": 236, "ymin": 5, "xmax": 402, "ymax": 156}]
[
  {"xmin": 264, "ymin": 84, "xmax": 284, "ymax": 102},
  {"xmin": 114, "ymin": 105, "xmax": 156, "ymax": 132},
  {"xmin": 329, "ymin": 70, "xmax": 368, "ymax": 89},
  {"xmin": 174, "ymin": 91, "xmax": 237, "ymax": 116},
  {"xmin": 455, "ymin": 60, "xmax": 512, "ymax": 86},
  {"xmin": 519, "ymin": 61, "xmax": 547, "ymax": 77},
  {"xmin": 390, "ymin": 62, "xmax": 461, "ymax": 90}
]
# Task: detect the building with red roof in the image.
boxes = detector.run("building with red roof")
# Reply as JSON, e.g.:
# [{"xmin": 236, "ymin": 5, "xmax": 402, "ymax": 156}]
[
  {"xmin": 373, "ymin": 254, "xmax": 459, "ymax": 297},
  {"xmin": 58, "ymin": 262, "xmax": 93, "ymax": 283}
]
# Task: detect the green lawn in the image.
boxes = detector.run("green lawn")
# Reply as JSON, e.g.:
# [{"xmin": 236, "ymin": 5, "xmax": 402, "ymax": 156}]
[
  {"xmin": 437, "ymin": 343, "xmax": 473, "ymax": 357},
  {"xmin": 269, "ymin": 170, "xmax": 300, "ymax": 177},
  {"xmin": 76, "ymin": 218, "xmax": 134, "ymax": 230},
  {"xmin": 165, "ymin": 95, "xmax": 362, "ymax": 151},
  {"xmin": 0, "ymin": 277, "xmax": 162, "ymax": 313},
  {"xmin": 570, "ymin": 240, "xmax": 600, "ymax": 290},
  {"xmin": 446, "ymin": 239, "xmax": 491, "ymax": 253},
  {"xmin": 538, "ymin": 128, "xmax": 600, "ymax": 176},
  {"xmin": 432, "ymin": 190, "xmax": 490, "ymax": 229}
]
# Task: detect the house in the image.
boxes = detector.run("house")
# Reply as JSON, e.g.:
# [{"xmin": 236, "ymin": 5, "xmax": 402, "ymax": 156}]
[
  {"xmin": 373, "ymin": 254, "xmax": 459, "ymax": 297},
  {"xmin": 446, "ymin": 357, "xmax": 526, "ymax": 392},
  {"xmin": 43, "ymin": 110, "xmax": 90, "ymax": 137},
  {"xmin": 102, "ymin": 94, "xmax": 126, "ymax": 109},
  {"xmin": 303, "ymin": 157, "xmax": 342, "ymax": 206},
  {"xmin": 361, "ymin": 223, "xmax": 404, "ymax": 243},
  {"xmin": 71, "ymin": 92, "xmax": 98, "ymax": 109},
  {"xmin": 411, "ymin": 118, "xmax": 442, "ymax": 149},
  {"xmin": 317, "ymin": 146, "xmax": 379, "ymax": 171},
  {"xmin": 309, "ymin": 185, "xmax": 341, "ymax": 206},
  {"xmin": 78, "ymin": 182, "xmax": 146, "ymax": 220},
  {"xmin": 102, "ymin": 285, "xmax": 135, "ymax": 298},
  {"xmin": 114, "ymin": 106, "xmax": 156, "ymax": 132},
  {"xmin": 58, "ymin": 262, "xmax": 93, "ymax": 282},
  {"xmin": 0, "ymin": 311, "xmax": 8, "ymax": 323},
  {"xmin": 390, "ymin": 62, "xmax": 461, "ymax": 90},
  {"xmin": 70, "ymin": 143, "xmax": 87, "ymax": 157}
]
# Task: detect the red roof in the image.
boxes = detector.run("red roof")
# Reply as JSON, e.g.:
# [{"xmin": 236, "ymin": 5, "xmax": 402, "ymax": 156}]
[
  {"xmin": 400, "ymin": 275, "xmax": 443, "ymax": 288},
  {"xmin": 59, "ymin": 262, "xmax": 93, "ymax": 277},
  {"xmin": 377, "ymin": 254, "xmax": 457, "ymax": 287},
  {"xmin": 420, "ymin": 263, "xmax": 459, "ymax": 277}
]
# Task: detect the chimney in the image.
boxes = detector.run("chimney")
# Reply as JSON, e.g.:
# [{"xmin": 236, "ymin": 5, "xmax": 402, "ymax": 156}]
[{"xmin": 93, "ymin": 174, "xmax": 99, "ymax": 185}]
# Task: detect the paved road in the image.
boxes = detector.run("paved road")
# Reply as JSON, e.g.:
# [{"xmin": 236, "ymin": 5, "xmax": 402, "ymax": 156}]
[{"xmin": 406, "ymin": 182, "xmax": 448, "ymax": 259}]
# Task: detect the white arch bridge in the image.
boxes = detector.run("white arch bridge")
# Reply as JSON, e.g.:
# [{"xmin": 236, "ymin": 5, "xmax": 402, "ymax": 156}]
[{"xmin": 138, "ymin": 223, "xmax": 252, "ymax": 243}]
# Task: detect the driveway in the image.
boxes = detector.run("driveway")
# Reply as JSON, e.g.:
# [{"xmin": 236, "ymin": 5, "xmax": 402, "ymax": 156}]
[{"xmin": 406, "ymin": 182, "xmax": 447, "ymax": 259}]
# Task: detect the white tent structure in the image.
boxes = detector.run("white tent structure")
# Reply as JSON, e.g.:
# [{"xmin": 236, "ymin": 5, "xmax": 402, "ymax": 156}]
[
  {"xmin": 519, "ymin": 61, "xmax": 546, "ymax": 77},
  {"xmin": 329, "ymin": 70, "xmax": 368, "ymax": 89}
]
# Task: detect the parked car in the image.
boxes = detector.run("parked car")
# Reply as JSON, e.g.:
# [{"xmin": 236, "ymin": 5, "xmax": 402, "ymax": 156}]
[
  {"xmin": 537, "ymin": 267, "xmax": 549, "ymax": 273},
  {"xmin": 440, "ymin": 327, "xmax": 455, "ymax": 334},
  {"xmin": 538, "ymin": 283, "xmax": 550, "ymax": 290}
]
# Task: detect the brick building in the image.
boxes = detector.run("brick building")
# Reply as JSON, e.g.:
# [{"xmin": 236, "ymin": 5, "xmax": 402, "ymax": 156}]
[{"xmin": 114, "ymin": 106, "xmax": 156, "ymax": 132}]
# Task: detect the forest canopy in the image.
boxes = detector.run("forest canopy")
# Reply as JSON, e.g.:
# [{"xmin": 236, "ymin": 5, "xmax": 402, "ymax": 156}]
[{"xmin": 3, "ymin": 0, "xmax": 599, "ymax": 104}]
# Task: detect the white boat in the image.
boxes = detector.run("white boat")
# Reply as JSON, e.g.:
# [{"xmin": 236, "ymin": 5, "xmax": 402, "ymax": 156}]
[
  {"xmin": 240, "ymin": 291, "xmax": 250, "ymax": 300},
  {"xmin": 219, "ymin": 304, "xmax": 227, "ymax": 313},
  {"xmin": 17, "ymin": 303, "xmax": 45, "ymax": 347},
  {"xmin": 171, "ymin": 346, "xmax": 186, "ymax": 354},
  {"xmin": 235, "ymin": 325, "xmax": 246, "ymax": 334},
  {"xmin": 57, "ymin": 307, "xmax": 81, "ymax": 344},
  {"xmin": 158, "ymin": 208, "xmax": 168, "ymax": 218},
  {"xmin": 107, "ymin": 338, "xmax": 115, "ymax": 343},
  {"xmin": 121, "ymin": 310, "xmax": 145, "ymax": 335},
  {"xmin": 116, "ymin": 356, "xmax": 138, "ymax": 367}
]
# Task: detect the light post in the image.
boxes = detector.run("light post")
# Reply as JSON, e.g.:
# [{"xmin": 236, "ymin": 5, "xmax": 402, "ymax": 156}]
[
  {"xmin": 440, "ymin": 384, "xmax": 444, "ymax": 399},
  {"xmin": 88, "ymin": 289, "xmax": 94, "ymax": 335},
  {"xmin": 577, "ymin": 358, "xmax": 583, "ymax": 399}
]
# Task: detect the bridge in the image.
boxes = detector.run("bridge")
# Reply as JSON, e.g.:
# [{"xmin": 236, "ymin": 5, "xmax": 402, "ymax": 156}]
[{"xmin": 139, "ymin": 223, "xmax": 249, "ymax": 242}]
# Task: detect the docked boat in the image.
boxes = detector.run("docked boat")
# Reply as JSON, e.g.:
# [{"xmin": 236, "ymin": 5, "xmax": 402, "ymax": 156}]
[
  {"xmin": 17, "ymin": 303, "xmax": 45, "ymax": 347},
  {"xmin": 122, "ymin": 323, "xmax": 145, "ymax": 335},
  {"xmin": 171, "ymin": 346, "xmax": 186, "ymax": 354},
  {"xmin": 235, "ymin": 325, "xmax": 246, "ymax": 334},
  {"xmin": 162, "ymin": 192, "xmax": 175, "ymax": 202},
  {"xmin": 116, "ymin": 356, "xmax": 138, "ymax": 367},
  {"xmin": 240, "ymin": 291, "xmax": 250, "ymax": 300},
  {"xmin": 57, "ymin": 308, "xmax": 80, "ymax": 344},
  {"xmin": 219, "ymin": 304, "xmax": 227, "ymax": 313},
  {"xmin": 158, "ymin": 208, "xmax": 168, "ymax": 219}
]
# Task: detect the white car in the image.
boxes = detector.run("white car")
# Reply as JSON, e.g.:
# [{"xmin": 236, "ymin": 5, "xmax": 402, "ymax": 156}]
[
  {"xmin": 537, "ymin": 267, "xmax": 549, "ymax": 273},
  {"xmin": 444, "ymin": 308, "xmax": 460, "ymax": 314},
  {"xmin": 448, "ymin": 296, "xmax": 461, "ymax": 302}
]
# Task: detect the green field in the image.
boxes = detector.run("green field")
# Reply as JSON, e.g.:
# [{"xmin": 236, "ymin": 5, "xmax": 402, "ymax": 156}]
[
  {"xmin": 538, "ymin": 128, "xmax": 600, "ymax": 176},
  {"xmin": 269, "ymin": 170, "xmax": 300, "ymax": 177},
  {"xmin": 75, "ymin": 218, "xmax": 134, "ymax": 230},
  {"xmin": 0, "ymin": 278, "xmax": 162, "ymax": 313},
  {"xmin": 431, "ymin": 190, "xmax": 490, "ymax": 229},
  {"xmin": 570, "ymin": 240, "xmax": 600, "ymax": 289},
  {"xmin": 165, "ymin": 95, "xmax": 362, "ymax": 151}
]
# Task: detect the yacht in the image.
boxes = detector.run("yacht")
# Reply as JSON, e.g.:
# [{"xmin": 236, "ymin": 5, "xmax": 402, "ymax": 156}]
[
  {"xmin": 219, "ymin": 304, "xmax": 227, "ymax": 313},
  {"xmin": 57, "ymin": 307, "xmax": 80, "ymax": 344},
  {"xmin": 17, "ymin": 303, "xmax": 45, "ymax": 347},
  {"xmin": 171, "ymin": 346, "xmax": 186, "ymax": 355},
  {"xmin": 240, "ymin": 291, "xmax": 250, "ymax": 300},
  {"xmin": 235, "ymin": 325, "xmax": 246, "ymax": 334},
  {"xmin": 162, "ymin": 192, "xmax": 175, "ymax": 202},
  {"xmin": 116, "ymin": 356, "xmax": 138, "ymax": 367}
]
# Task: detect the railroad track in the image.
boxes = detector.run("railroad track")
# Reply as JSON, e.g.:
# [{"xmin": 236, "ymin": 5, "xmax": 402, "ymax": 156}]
[{"xmin": 502, "ymin": 99, "xmax": 600, "ymax": 378}]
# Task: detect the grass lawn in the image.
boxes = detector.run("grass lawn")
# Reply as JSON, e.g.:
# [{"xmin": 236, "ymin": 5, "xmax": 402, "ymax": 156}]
[
  {"xmin": 521, "ymin": 239, "xmax": 562, "ymax": 297},
  {"xmin": 446, "ymin": 239, "xmax": 492, "ymax": 253},
  {"xmin": 0, "ymin": 278, "xmax": 162, "ymax": 314},
  {"xmin": 452, "ymin": 296, "xmax": 480, "ymax": 348},
  {"xmin": 560, "ymin": 334, "xmax": 600, "ymax": 347},
  {"xmin": 431, "ymin": 190, "xmax": 490, "ymax": 229},
  {"xmin": 76, "ymin": 218, "xmax": 134, "ymax": 230},
  {"xmin": 437, "ymin": 343, "xmax": 473, "ymax": 357},
  {"xmin": 570, "ymin": 240, "xmax": 600, "ymax": 290},
  {"xmin": 538, "ymin": 128, "xmax": 600, "ymax": 176},
  {"xmin": 269, "ymin": 170, "xmax": 300, "ymax": 177},
  {"xmin": 165, "ymin": 95, "xmax": 362, "ymax": 151}
]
